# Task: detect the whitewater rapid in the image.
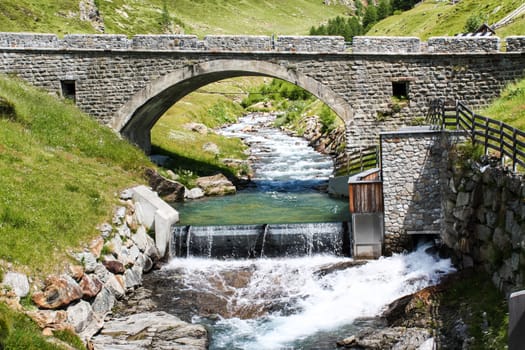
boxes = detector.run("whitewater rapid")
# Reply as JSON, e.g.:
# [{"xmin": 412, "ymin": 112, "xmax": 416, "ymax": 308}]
[{"xmin": 161, "ymin": 244, "xmax": 455, "ymax": 349}]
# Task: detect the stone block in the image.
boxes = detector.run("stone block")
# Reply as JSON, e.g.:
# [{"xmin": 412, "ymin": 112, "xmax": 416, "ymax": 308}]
[{"xmin": 506, "ymin": 36, "xmax": 525, "ymax": 53}]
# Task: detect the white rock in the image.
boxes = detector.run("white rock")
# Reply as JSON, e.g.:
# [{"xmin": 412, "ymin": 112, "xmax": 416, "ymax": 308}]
[
  {"xmin": 92, "ymin": 286, "xmax": 116, "ymax": 316},
  {"xmin": 185, "ymin": 187, "xmax": 205, "ymax": 200},
  {"xmin": 2, "ymin": 272, "xmax": 30, "ymax": 297},
  {"xmin": 91, "ymin": 311, "xmax": 208, "ymax": 350},
  {"xmin": 131, "ymin": 225, "xmax": 149, "ymax": 252},
  {"xmin": 67, "ymin": 300, "xmax": 104, "ymax": 342},
  {"xmin": 124, "ymin": 268, "xmax": 141, "ymax": 290},
  {"xmin": 74, "ymin": 252, "xmax": 97, "ymax": 273},
  {"xmin": 104, "ymin": 274, "xmax": 125, "ymax": 299}
]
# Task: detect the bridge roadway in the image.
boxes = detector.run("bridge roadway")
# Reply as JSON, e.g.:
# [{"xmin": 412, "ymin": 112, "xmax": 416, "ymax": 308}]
[{"xmin": 1, "ymin": 33, "xmax": 525, "ymax": 153}]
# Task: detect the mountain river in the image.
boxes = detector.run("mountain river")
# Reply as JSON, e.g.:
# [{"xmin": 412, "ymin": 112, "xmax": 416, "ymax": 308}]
[{"xmin": 145, "ymin": 113, "xmax": 455, "ymax": 349}]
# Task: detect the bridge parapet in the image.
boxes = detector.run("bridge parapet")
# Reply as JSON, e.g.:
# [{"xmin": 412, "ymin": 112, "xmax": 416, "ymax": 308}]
[
  {"xmin": 0, "ymin": 32, "xmax": 59, "ymax": 49},
  {"xmin": 275, "ymin": 35, "xmax": 345, "ymax": 52},
  {"xmin": 352, "ymin": 36, "xmax": 420, "ymax": 54},
  {"xmin": 1, "ymin": 32, "xmax": 525, "ymax": 53},
  {"xmin": 62, "ymin": 34, "xmax": 130, "ymax": 50},
  {"xmin": 427, "ymin": 36, "xmax": 500, "ymax": 53},
  {"xmin": 506, "ymin": 36, "xmax": 525, "ymax": 52},
  {"xmin": 132, "ymin": 35, "xmax": 201, "ymax": 50},
  {"xmin": 204, "ymin": 35, "xmax": 272, "ymax": 51}
]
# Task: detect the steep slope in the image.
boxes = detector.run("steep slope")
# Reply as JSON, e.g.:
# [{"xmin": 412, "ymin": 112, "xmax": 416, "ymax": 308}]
[
  {"xmin": 367, "ymin": 0, "xmax": 525, "ymax": 39},
  {"xmin": 0, "ymin": 0, "xmax": 352, "ymax": 37}
]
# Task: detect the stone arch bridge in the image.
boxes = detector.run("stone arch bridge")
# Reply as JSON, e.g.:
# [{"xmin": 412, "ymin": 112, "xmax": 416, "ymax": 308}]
[{"xmin": 1, "ymin": 33, "xmax": 525, "ymax": 153}]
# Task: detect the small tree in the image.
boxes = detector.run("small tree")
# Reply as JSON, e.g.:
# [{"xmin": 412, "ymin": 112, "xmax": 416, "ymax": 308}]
[
  {"xmin": 377, "ymin": 0, "xmax": 392, "ymax": 20},
  {"xmin": 363, "ymin": 5, "xmax": 378, "ymax": 31},
  {"xmin": 464, "ymin": 14, "xmax": 484, "ymax": 33}
]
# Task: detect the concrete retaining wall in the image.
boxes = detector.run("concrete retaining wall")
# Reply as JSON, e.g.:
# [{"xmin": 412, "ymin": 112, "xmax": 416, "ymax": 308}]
[{"xmin": 131, "ymin": 185, "xmax": 179, "ymax": 258}]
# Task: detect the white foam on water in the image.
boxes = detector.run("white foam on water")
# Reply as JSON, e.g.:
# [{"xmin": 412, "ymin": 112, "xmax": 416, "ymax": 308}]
[{"xmin": 163, "ymin": 244, "xmax": 455, "ymax": 349}]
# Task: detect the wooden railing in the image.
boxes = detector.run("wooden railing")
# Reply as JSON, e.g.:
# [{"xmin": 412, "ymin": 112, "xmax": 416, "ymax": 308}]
[
  {"xmin": 337, "ymin": 145, "xmax": 380, "ymax": 175},
  {"xmin": 426, "ymin": 99, "xmax": 525, "ymax": 172}
]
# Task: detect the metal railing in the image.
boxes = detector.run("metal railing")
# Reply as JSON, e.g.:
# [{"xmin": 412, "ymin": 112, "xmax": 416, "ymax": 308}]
[{"xmin": 426, "ymin": 99, "xmax": 525, "ymax": 172}]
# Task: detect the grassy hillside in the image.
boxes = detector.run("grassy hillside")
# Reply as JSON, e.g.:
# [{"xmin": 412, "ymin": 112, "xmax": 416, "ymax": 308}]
[
  {"xmin": 0, "ymin": 75, "xmax": 150, "ymax": 276},
  {"xmin": 479, "ymin": 79, "xmax": 525, "ymax": 130},
  {"xmin": 151, "ymin": 78, "xmax": 256, "ymax": 183},
  {"xmin": 367, "ymin": 0, "xmax": 525, "ymax": 39},
  {"xmin": 0, "ymin": 0, "xmax": 351, "ymax": 37}
]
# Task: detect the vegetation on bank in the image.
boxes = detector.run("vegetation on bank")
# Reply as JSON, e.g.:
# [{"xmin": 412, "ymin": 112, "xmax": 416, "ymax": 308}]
[
  {"xmin": 241, "ymin": 79, "xmax": 341, "ymax": 135},
  {"xmin": 150, "ymin": 78, "xmax": 257, "ymax": 186},
  {"xmin": 0, "ymin": 75, "xmax": 150, "ymax": 275},
  {"xmin": 0, "ymin": 303, "xmax": 84, "ymax": 350},
  {"xmin": 367, "ymin": 0, "xmax": 525, "ymax": 39},
  {"xmin": 479, "ymin": 78, "xmax": 525, "ymax": 130}
]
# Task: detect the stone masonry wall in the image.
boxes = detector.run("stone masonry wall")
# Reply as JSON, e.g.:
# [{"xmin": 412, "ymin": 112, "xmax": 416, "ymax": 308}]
[
  {"xmin": 427, "ymin": 37, "xmax": 500, "ymax": 53},
  {"xmin": 0, "ymin": 32, "xmax": 524, "ymax": 153},
  {"xmin": 352, "ymin": 36, "xmax": 421, "ymax": 54},
  {"xmin": 276, "ymin": 35, "xmax": 345, "ymax": 52},
  {"xmin": 442, "ymin": 154, "xmax": 525, "ymax": 295},
  {"xmin": 506, "ymin": 36, "xmax": 525, "ymax": 52},
  {"xmin": 2, "ymin": 32, "xmax": 525, "ymax": 53},
  {"xmin": 381, "ymin": 128, "xmax": 450, "ymax": 254},
  {"xmin": 204, "ymin": 35, "xmax": 271, "ymax": 51}
]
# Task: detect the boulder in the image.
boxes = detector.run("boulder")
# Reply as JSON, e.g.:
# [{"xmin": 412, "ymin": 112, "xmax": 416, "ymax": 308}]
[
  {"xmin": 74, "ymin": 252, "xmax": 98, "ymax": 273},
  {"xmin": 105, "ymin": 274, "xmax": 126, "ymax": 299},
  {"xmin": 90, "ymin": 311, "xmax": 208, "ymax": 350},
  {"xmin": 91, "ymin": 286, "xmax": 116, "ymax": 316},
  {"xmin": 79, "ymin": 274, "xmax": 103, "ymax": 299},
  {"xmin": 102, "ymin": 260, "xmax": 125, "ymax": 275},
  {"xmin": 112, "ymin": 206, "xmax": 126, "ymax": 225},
  {"xmin": 185, "ymin": 187, "xmax": 205, "ymax": 200},
  {"xmin": 26, "ymin": 309, "xmax": 71, "ymax": 333},
  {"xmin": 144, "ymin": 168, "xmax": 185, "ymax": 202},
  {"xmin": 184, "ymin": 122, "xmax": 209, "ymax": 134},
  {"xmin": 89, "ymin": 236, "xmax": 104, "ymax": 258},
  {"xmin": 123, "ymin": 268, "xmax": 142, "ymax": 290},
  {"xmin": 2, "ymin": 272, "xmax": 30, "ymax": 298},
  {"xmin": 68, "ymin": 265, "xmax": 85, "ymax": 281},
  {"xmin": 203, "ymin": 142, "xmax": 220, "ymax": 154},
  {"xmin": 32, "ymin": 275, "xmax": 83, "ymax": 309},
  {"xmin": 67, "ymin": 300, "xmax": 104, "ymax": 341},
  {"xmin": 195, "ymin": 173, "xmax": 236, "ymax": 196}
]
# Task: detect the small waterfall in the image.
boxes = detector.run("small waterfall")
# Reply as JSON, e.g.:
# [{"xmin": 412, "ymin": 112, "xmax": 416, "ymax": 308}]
[
  {"xmin": 259, "ymin": 224, "xmax": 268, "ymax": 258},
  {"xmin": 171, "ymin": 222, "xmax": 350, "ymax": 259}
]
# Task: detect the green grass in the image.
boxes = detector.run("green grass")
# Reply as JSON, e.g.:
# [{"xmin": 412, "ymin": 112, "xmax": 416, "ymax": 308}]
[
  {"xmin": 151, "ymin": 78, "xmax": 257, "ymax": 183},
  {"xmin": 479, "ymin": 78, "xmax": 525, "ymax": 130},
  {"xmin": 0, "ymin": 75, "xmax": 150, "ymax": 275},
  {"xmin": 0, "ymin": 303, "xmax": 84, "ymax": 350},
  {"xmin": 0, "ymin": 0, "xmax": 351, "ymax": 38},
  {"xmin": 0, "ymin": 1, "xmax": 95, "ymax": 35},
  {"xmin": 367, "ymin": 0, "xmax": 524, "ymax": 39}
]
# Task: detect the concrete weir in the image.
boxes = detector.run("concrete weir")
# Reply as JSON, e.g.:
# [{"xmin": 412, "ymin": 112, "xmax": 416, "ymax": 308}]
[{"xmin": 171, "ymin": 222, "xmax": 351, "ymax": 259}]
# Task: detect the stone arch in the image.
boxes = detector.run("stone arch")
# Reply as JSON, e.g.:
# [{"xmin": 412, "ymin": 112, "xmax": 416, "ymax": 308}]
[{"xmin": 112, "ymin": 59, "xmax": 353, "ymax": 153}]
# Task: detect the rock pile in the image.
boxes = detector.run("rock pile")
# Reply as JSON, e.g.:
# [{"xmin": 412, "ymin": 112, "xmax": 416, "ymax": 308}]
[{"xmin": 0, "ymin": 187, "xmax": 208, "ymax": 349}]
